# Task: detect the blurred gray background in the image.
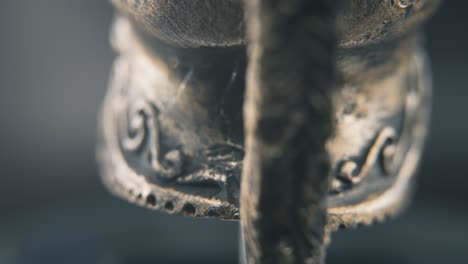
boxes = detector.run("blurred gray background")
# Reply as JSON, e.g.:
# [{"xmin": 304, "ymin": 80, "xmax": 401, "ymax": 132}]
[{"xmin": 0, "ymin": 1, "xmax": 467, "ymax": 264}]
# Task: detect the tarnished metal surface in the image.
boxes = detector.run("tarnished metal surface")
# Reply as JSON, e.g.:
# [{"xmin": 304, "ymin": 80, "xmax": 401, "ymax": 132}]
[{"xmin": 97, "ymin": 0, "xmax": 439, "ymax": 263}]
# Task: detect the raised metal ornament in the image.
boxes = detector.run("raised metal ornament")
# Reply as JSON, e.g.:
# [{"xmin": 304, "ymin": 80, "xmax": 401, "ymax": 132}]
[{"xmin": 97, "ymin": 0, "xmax": 440, "ymax": 263}]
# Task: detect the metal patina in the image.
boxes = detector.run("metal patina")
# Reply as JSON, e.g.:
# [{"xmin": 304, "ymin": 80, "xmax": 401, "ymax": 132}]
[{"xmin": 97, "ymin": 0, "xmax": 440, "ymax": 263}]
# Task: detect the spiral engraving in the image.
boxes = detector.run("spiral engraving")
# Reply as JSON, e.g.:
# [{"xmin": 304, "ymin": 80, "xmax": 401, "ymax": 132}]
[
  {"xmin": 332, "ymin": 127, "xmax": 397, "ymax": 191},
  {"xmin": 120, "ymin": 98, "xmax": 184, "ymax": 180}
]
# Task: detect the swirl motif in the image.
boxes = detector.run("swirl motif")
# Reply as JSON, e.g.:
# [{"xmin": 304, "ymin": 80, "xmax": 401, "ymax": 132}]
[
  {"xmin": 120, "ymin": 98, "xmax": 184, "ymax": 180},
  {"xmin": 332, "ymin": 126, "xmax": 398, "ymax": 191}
]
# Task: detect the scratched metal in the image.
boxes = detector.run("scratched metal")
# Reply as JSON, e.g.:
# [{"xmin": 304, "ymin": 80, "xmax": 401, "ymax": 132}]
[{"xmin": 98, "ymin": 0, "xmax": 439, "ymax": 228}]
